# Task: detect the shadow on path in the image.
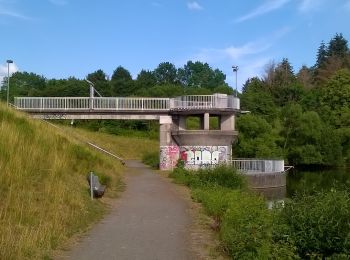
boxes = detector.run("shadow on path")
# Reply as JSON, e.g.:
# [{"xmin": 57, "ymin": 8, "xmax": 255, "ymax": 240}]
[{"xmin": 58, "ymin": 160, "xmax": 192, "ymax": 260}]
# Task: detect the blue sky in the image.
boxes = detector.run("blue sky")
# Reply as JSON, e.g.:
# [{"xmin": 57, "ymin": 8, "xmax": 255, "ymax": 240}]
[{"xmin": 0, "ymin": 0, "xmax": 349, "ymax": 91}]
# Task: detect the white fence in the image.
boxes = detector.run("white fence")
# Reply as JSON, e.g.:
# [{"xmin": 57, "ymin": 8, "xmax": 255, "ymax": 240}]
[
  {"xmin": 172, "ymin": 95, "xmax": 240, "ymax": 110},
  {"xmin": 230, "ymin": 159, "xmax": 285, "ymax": 174},
  {"xmin": 185, "ymin": 159, "xmax": 285, "ymax": 174},
  {"xmin": 14, "ymin": 95, "xmax": 240, "ymax": 112}
]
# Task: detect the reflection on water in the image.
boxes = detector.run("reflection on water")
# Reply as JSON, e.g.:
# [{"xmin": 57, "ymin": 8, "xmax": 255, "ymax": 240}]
[
  {"xmin": 250, "ymin": 167, "xmax": 350, "ymax": 205},
  {"xmin": 286, "ymin": 167, "xmax": 350, "ymax": 197}
]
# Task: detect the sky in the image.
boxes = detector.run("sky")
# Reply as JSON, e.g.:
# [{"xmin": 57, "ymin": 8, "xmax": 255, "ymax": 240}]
[{"xmin": 0, "ymin": 0, "xmax": 350, "ymax": 91}]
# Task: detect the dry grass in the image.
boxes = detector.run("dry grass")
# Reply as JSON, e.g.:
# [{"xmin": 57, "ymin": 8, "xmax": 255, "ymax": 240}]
[
  {"xmin": 62, "ymin": 126, "xmax": 159, "ymax": 160},
  {"xmin": 0, "ymin": 103, "xmax": 124, "ymax": 259}
]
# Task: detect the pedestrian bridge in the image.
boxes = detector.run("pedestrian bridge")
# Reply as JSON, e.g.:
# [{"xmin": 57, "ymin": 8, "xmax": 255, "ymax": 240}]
[{"xmin": 14, "ymin": 94, "xmax": 241, "ymax": 171}]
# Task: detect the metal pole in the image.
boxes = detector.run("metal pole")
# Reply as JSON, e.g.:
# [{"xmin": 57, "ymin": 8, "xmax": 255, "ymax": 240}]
[
  {"xmin": 90, "ymin": 171, "xmax": 94, "ymax": 200},
  {"xmin": 232, "ymin": 66, "xmax": 238, "ymax": 97},
  {"xmin": 6, "ymin": 60, "xmax": 13, "ymax": 106}
]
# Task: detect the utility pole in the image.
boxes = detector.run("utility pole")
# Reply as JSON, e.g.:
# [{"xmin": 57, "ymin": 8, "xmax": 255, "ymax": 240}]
[
  {"xmin": 232, "ymin": 66, "xmax": 239, "ymax": 97},
  {"xmin": 6, "ymin": 60, "xmax": 13, "ymax": 106}
]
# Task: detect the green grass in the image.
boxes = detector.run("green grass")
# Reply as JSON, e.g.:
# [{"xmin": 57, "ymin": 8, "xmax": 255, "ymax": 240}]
[
  {"xmin": 63, "ymin": 126, "xmax": 159, "ymax": 160},
  {"xmin": 169, "ymin": 166, "xmax": 298, "ymax": 259},
  {"xmin": 142, "ymin": 151, "xmax": 159, "ymax": 169},
  {"xmin": 0, "ymin": 103, "xmax": 125, "ymax": 259}
]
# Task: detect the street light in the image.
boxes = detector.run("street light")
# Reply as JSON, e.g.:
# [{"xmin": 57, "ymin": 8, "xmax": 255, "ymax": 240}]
[
  {"xmin": 6, "ymin": 60, "xmax": 13, "ymax": 106},
  {"xmin": 232, "ymin": 66, "xmax": 238, "ymax": 97}
]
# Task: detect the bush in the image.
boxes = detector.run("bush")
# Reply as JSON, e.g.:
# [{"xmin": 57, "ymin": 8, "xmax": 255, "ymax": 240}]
[
  {"xmin": 142, "ymin": 151, "xmax": 159, "ymax": 169},
  {"xmin": 279, "ymin": 190, "xmax": 350, "ymax": 258},
  {"xmin": 219, "ymin": 192, "xmax": 296, "ymax": 259},
  {"xmin": 170, "ymin": 165, "xmax": 247, "ymax": 190}
]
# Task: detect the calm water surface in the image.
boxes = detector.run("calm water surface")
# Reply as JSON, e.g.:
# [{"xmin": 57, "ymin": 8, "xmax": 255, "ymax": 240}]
[
  {"xmin": 287, "ymin": 167, "xmax": 350, "ymax": 197},
  {"xmin": 255, "ymin": 167, "xmax": 350, "ymax": 201}
]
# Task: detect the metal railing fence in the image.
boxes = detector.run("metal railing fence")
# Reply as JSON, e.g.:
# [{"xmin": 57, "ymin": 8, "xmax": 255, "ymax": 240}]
[{"xmin": 14, "ymin": 95, "xmax": 240, "ymax": 111}]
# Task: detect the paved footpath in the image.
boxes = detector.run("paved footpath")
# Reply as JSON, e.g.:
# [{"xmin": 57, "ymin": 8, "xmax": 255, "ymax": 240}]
[{"xmin": 59, "ymin": 160, "xmax": 193, "ymax": 260}]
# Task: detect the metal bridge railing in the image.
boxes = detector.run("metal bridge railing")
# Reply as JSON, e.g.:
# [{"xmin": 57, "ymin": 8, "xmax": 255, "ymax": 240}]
[
  {"xmin": 14, "ymin": 97, "xmax": 170, "ymax": 111},
  {"xmin": 184, "ymin": 159, "xmax": 285, "ymax": 174},
  {"xmin": 171, "ymin": 95, "xmax": 240, "ymax": 110},
  {"xmin": 230, "ymin": 159, "xmax": 285, "ymax": 174},
  {"xmin": 14, "ymin": 95, "xmax": 240, "ymax": 111}
]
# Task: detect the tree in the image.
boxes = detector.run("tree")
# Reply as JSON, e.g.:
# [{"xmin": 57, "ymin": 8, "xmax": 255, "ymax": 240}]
[
  {"xmin": 315, "ymin": 41, "xmax": 327, "ymax": 69},
  {"xmin": 0, "ymin": 72, "xmax": 47, "ymax": 101},
  {"xmin": 297, "ymin": 65, "xmax": 313, "ymax": 89},
  {"xmin": 177, "ymin": 61, "xmax": 226, "ymax": 89},
  {"xmin": 153, "ymin": 62, "xmax": 178, "ymax": 85},
  {"xmin": 327, "ymin": 33, "xmax": 349, "ymax": 58},
  {"xmin": 240, "ymin": 77, "xmax": 278, "ymax": 122},
  {"xmin": 86, "ymin": 69, "xmax": 111, "ymax": 96},
  {"xmin": 320, "ymin": 69, "xmax": 350, "ymax": 111},
  {"xmin": 110, "ymin": 66, "xmax": 135, "ymax": 96},
  {"xmin": 234, "ymin": 114, "xmax": 282, "ymax": 158},
  {"xmin": 135, "ymin": 70, "xmax": 157, "ymax": 90}
]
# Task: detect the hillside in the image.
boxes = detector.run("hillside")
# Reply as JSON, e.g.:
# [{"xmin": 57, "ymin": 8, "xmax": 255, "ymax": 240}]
[{"xmin": 0, "ymin": 103, "xmax": 125, "ymax": 259}]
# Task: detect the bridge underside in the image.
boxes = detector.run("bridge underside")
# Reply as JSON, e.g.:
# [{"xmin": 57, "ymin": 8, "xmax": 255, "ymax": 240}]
[{"xmin": 30, "ymin": 112, "xmax": 162, "ymax": 120}]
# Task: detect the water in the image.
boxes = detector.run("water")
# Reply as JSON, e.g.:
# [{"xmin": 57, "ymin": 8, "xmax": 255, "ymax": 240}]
[
  {"xmin": 254, "ymin": 167, "xmax": 350, "ymax": 202},
  {"xmin": 287, "ymin": 167, "xmax": 350, "ymax": 197}
]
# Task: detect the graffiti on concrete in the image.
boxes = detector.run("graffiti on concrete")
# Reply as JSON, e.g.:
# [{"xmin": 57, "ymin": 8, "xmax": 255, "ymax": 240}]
[
  {"xmin": 179, "ymin": 146, "xmax": 228, "ymax": 165},
  {"xmin": 159, "ymin": 145, "xmax": 179, "ymax": 170}
]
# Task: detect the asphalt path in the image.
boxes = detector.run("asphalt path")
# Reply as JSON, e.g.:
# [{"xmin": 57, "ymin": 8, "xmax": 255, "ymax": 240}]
[{"xmin": 59, "ymin": 160, "xmax": 192, "ymax": 260}]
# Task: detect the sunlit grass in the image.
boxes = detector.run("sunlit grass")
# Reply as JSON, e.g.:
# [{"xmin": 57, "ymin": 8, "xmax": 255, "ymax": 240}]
[
  {"xmin": 63, "ymin": 126, "xmax": 159, "ymax": 160},
  {"xmin": 0, "ymin": 103, "xmax": 124, "ymax": 259}
]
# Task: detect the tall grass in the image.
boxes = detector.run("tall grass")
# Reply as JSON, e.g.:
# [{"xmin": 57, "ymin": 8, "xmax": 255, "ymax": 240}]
[
  {"xmin": 63, "ymin": 126, "xmax": 159, "ymax": 160},
  {"xmin": 0, "ymin": 103, "xmax": 123, "ymax": 259}
]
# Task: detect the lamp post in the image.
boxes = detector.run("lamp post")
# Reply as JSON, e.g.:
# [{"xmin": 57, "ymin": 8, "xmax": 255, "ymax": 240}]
[
  {"xmin": 6, "ymin": 60, "xmax": 13, "ymax": 106},
  {"xmin": 232, "ymin": 66, "xmax": 238, "ymax": 97}
]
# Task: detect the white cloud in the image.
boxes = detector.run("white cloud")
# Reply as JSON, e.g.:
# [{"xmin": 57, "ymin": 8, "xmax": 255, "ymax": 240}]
[
  {"xmin": 0, "ymin": 7, "xmax": 31, "ymax": 20},
  {"xmin": 182, "ymin": 28, "xmax": 291, "ymax": 91},
  {"xmin": 344, "ymin": 0, "xmax": 350, "ymax": 11},
  {"xmin": 235, "ymin": 0, "xmax": 291, "ymax": 23},
  {"xmin": 0, "ymin": 62, "xmax": 19, "ymax": 90},
  {"xmin": 298, "ymin": 0, "xmax": 325, "ymax": 12},
  {"xmin": 188, "ymin": 42, "xmax": 272, "ymax": 90},
  {"xmin": 187, "ymin": 1, "xmax": 203, "ymax": 11},
  {"xmin": 49, "ymin": 0, "xmax": 67, "ymax": 6}
]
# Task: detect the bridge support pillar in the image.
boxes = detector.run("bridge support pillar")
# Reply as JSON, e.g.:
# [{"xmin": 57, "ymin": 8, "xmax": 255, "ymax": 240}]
[
  {"xmin": 160, "ymin": 112, "xmax": 238, "ymax": 171},
  {"xmin": 159, "ymin": 116, "xmax": 179, "ymax": 170}
]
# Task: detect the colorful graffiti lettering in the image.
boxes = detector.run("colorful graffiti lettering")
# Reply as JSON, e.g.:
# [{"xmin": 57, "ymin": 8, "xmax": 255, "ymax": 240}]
[
  {"xmin": 159, "ymin": 145, "xmax": 179, "ymax": 170},
  {"xmin": 179, "ymin": 146, "xmax": 228, "ymax": 166}
]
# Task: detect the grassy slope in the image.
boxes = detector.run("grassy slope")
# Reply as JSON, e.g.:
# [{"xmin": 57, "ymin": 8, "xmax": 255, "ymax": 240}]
[
  {"xmin": 0, "ymin": 103, "xmax": 127, "ymax": 259},
  {"xmin": 63, "ymin": 126, "xmax": 159, "ymax": 160}
]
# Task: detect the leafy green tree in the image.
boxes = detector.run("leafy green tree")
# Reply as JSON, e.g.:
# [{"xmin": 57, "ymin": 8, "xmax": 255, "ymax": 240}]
[
  {"xmin": 153, "ymin": 62, "xmax": 178, "ymax": 85},
  {"xmin": 0, "ymin": 72, "xmax": 46, "ymax": 101},
  {"xmin": 44, "ymin": 77, "xmax": 88, "ymax": 97},
  {"xmin": 177, "ymin": 61, "xmax": 226, "ymax": 89},
  {"xmin": 320, "ymin": 69, "xmax": 350, "ymax": 111},
  {"xmin": 235, "ymin": 114, "xmax": 282, "ymax": 158},
  {"xmin": 87, "ymin": 69, "xmax": 111, "ymax": 96},
  {"xmin": 110, "ymin": 66, "xmax": 135, "ymax": 96},
  {"xmin": 240, "ymin": 77, "xmax": 278, "ymax": 122},
  {"xmin": 135, "ymin": 70, "xmax": 157, "ymax": 91}
]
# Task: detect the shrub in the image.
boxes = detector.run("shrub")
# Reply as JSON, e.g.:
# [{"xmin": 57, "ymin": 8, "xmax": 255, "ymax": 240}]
[
  {"xmin": 279, "ymin": 190, "xmax": 350, "ymax": 258},
  {"xmin": 170, "ymin": 165, "xmax": 247, "ymax": 190},
  {"xmin": 142, "ymin": 151, "xmax": 159, "ymax": 169}
]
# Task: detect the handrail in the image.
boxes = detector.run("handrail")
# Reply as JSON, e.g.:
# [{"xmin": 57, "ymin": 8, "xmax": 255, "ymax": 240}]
[{"xmin": 14, "ymin": 95, "xmax": 240, "ymax": 111}]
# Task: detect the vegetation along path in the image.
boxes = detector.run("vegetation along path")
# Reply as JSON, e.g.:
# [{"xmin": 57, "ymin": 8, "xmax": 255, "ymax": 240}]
[{"xmin": 59, "ymin": 160, "xmax": 193, "ymax": 260}]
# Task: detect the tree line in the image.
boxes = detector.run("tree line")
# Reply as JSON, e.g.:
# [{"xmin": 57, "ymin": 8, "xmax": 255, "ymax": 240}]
[
  {"xmin": 0, "ymin": 61, "xmax": 233, "ymax": 100},
  {"xmin": 237, "ymin": 33, "xmax": 350, "ymax": 166}
]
